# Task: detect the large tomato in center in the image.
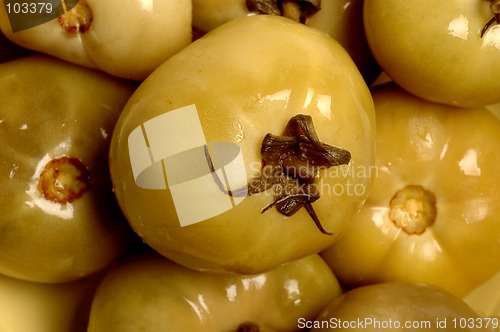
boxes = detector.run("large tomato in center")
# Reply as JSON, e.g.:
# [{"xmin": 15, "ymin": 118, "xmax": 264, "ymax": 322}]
[{"xmin": 109, "ymin": 15, "xmax": 375, "ymax": 274}]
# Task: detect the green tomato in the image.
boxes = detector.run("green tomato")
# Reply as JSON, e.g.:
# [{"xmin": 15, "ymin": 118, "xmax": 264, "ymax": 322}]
[
  {"xmin": 192, "ymin": 0, "xmax": 380, "ymax": 84},
  {"xmin": 311, "ymin": 282, "xmax": 494, "ymax": 332},
  {"xmin": 0, "ymin": 55, "xmax": 135, "ymax": 283},
  {"xmin": 306, "ymin": 0, "xmax": 381, "ymax": 84},
  {"xmin": 0, "ymin": 0, "xmax": 192, "ymax": 80},
  {"xmin": 364, "ymin": 0, "xmax": 500, "ymax": 107},
  {"xmin": 110, "ymin": 15, "xmax": 375, "ymax": 275},
  {"xmin": 87, "ymin": 251, "xmax": 342, "ymax": 332},
  {"xmin": 0, "ymin": 272, "xmax": 103, "ymax": 332},
  {"xmin": 321, "ymin": 83, "xmax": 500, "ymax": 298}
]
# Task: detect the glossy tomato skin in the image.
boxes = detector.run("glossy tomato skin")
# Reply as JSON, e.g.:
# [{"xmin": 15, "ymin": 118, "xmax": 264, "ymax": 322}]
[
  {"xmin": 0, "ymin": 0, "xmax": 192, "ymax": 80},
  {"xmin": 305, "ymin": 0, "xmax": 381, "ymax": 84},
  {"xmin": 110, "ymin": 15, "xmax": 375, "ymax": 275},
  {"xmin": 0, "ymin": 271, "xmax": 104, "ymax": 332},
  {"xmin": 192, "ymin": 0, "xmax": 380, "ymax": 84},
  {"xmin": 312, "ymin": 282, "xmax": 490, "ymax": 332},
  {"xmin": 0, "ymin": 55, "xmax": 135, "ymax": 283},
  {"xmin": 321, "ymin": 83, "xmax": 500, "ymax": 298},
  {"xmin": 87, "ymin": 251, "xmax": 342, "ymax": 332},
  {"xmin": 364, "ymin": 0, "xmax": 500, "ymax": 107}
]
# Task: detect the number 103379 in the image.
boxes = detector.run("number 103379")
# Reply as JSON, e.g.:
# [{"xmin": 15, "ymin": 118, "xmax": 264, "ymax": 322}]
[
  {"xmin": 5, "ymin": 2, "xmax": 53, "ymax": 14},
  {"xmin": 451, "ymin": 317, "xmax": 499, "ymax": 330}
]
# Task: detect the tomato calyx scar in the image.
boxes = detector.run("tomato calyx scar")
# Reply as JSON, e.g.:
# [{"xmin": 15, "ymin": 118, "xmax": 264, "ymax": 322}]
[
  {"xmin": 389, "ymin": 184, "xmax": 437, "ymax": 235},
  {"xmin": 206, "ymin": 114, "xmax": 351, "ymax": 235},
  {"xmin": 58, "ymin": 0, "xmax": 93, "ymax": 34},
  {"xmin": 37, "ymin": 156, "xmax": 91, "ymax": 204},
  {"xmin": 481, "ymin": 0, "xmax": 500, "ymax": 37},
  {"xmin": 246, "ymin": 0, "xmax": 321, "ymax": 24}
]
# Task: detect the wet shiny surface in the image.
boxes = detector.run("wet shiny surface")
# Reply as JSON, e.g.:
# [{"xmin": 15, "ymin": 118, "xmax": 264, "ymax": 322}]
[
  {"xmin": 364, "ymin": 0, "xmax": 500, "ymax": 107},
  {"xmin": 321, "ymin": 83, "xmax": 500, "ymax": 298},
  {"xmin": 0, "ymin": 0, "xmax": 192, "ymax": 80},
  {"xmin": 0, "ymin": 55, "xmax": 134, "ymax": 283},
  {"xmin": 313, "ymin": 282, "xmax": 493, "ymax": 332},
  {"xmin": 192, "ymin": 0, "xmax": 380, "ymax": 83},
  {"xmin": 110, "ymin": 15, "xmax": 376, "ymax": 275},
  {"xmin": 87, "ymin": 252, "xmax": 342, "ymax": 331}
]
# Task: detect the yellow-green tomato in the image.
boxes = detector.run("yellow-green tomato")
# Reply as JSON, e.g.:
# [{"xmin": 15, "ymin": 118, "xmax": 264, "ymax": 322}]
[
  {"xmin": 0, "ymin": 0, "xmax": 192, "ymax": 80},
  {"xmin": 87, "ymin": 251, "xmax": 342, "ymax": 332},
  {"xmin": 192, "ymin": 0, "xmax": 248, "ymax": 32},
  {"xmin": 0, "ymin": 55, "xmax": 135, "ymax": 283},
  {"xmin": 364, "ymin": 0, "xmax": 500, "ymax": 107},
  {"xmin": 311, "ymin": 282, "xmax": 494, "ymax": 332},
  {"xmin": 306, "ymin": 0, "xmax": 380, "ymax": 84},
  {"xmin": 192, "ymin": 0, "xmax": 380, "ymax": 83},
  {"xmin": 321, "ymin": 83, "xmax": 500, "ymax": 298},
  {"xmin": 0, "ymin": 272, "xmax": 103, "ymax": 332},
  {"xmin": 110, "ymin": 15, "xmax": 375, "ymax": 275}
]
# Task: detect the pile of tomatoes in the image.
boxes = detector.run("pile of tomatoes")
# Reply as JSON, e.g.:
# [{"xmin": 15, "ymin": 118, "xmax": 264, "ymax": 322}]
[{"xmin": 1, "ymin": 0, "xmax": 499, "ymax": 331}]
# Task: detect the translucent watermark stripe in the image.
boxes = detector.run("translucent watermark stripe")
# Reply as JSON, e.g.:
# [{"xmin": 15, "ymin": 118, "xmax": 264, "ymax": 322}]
[
  {"xmin": 4, "ymin": 0, "xmax": 79, "ymax": 32},
  {"xmin": 127, "ymin": 104, "xmax": 248, "ymax": 227}
]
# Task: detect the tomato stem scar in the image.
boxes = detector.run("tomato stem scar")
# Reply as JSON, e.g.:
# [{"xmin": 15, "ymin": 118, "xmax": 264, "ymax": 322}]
[
  {"xmin": 38, "ymin": 156, "xmax": 91, "ymax": 204},
  {"xmin": 58, "ymin": 0, "xmax": 93, "ymax": 33},
  {"xmin": 246, "ymin": 0, "xmax": 321, "ymax": 24},
  {"xmin": 389, "ymin": 184, "xmax": 437, "ymax": 235},
  {"xmin": 207, "ymin": 114, "xmax": 350, "ymax": 235},
  {"xmin": 481, "ymin": 0, "xmax": 500, "ymax": 37}
]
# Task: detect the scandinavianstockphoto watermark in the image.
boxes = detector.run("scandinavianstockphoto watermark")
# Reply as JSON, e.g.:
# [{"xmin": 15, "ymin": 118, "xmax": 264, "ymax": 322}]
[
  {"xmin": 245, "ymin": 161, "xmax": 380, "ymax": 198},
  {"xmin": 128, "ymin": 104, "xmax": 380, "ymax": 227}
]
